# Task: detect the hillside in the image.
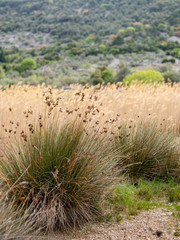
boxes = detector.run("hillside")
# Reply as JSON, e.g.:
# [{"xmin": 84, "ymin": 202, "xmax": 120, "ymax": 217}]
[
  {"xmin": 0, "ymin": 0, "xmax": 180, "ymax": 45},
  {"xmin": 0, "ymin": 0, "xmax": 180, "ymax": 87}
]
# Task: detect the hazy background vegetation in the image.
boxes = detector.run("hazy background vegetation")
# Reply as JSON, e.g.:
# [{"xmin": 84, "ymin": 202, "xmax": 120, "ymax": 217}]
[{"xmin": 0, "ymin": 0, "xmax": 180, "ymax": 87}]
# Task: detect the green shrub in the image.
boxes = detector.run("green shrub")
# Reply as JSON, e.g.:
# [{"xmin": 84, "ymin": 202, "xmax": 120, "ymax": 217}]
[
  {"xmin": 114, "ymin": 122, "xmax": 180, "ymax": 180},
  {"xmin": 90, "ymin": 67, "xmax": 113, "ymax": 85},
  {"xmin": 0, "ymin": 47, "xmax": 7, "ymax": 63},
  {"xmin": 0, "ymin": 121, "xmax": 117, "ymax": 231},
  {"xmin": 123, "ymin": 69, "xmax": 164, "ymax": 85},
  {"xmin": 0, "ymin": 65, "xmax": 5, "ymax": 76},
  {"xmin": 156, "ymin": 63, "xmax": 173, "ymax": 73},
  {"xmin": 163, "ymin": 70, "xmax": 180, "ymax": 83},
  {"xmin": 19, "ymin": 58, "xmax": 37, "ymax": 72},
  {"xmin": 167, "ymin": 184, "xmax": 180, "ymax": 202},
  {"xmin": 157, "ymin": 63, "xmax": 180, "ymax": 83},
  {"xmin": 171, "ymin": 48, "xmax": 180, "ymax": 59},
  {"xmin": 90, "ymin": 69, "xmax": 103, "ymax": 85},
  {"xmin": 162, "ymin": 58, "xmax": 176, "ymax": 64},
  {"xmin": 157, "ymin": 23, "xmax": 170, "ymax": 32},
  {"xmin": 44, "ymin": 52, "xmax": 60, "ymax": 61},
  {"xmin": 112, "ymin": 35, "xmax": 124, "ymax": 46},
  {"xmin": 101, "ymin": 68, "xmax": 113, "ymax": 83},
  {"xmin": 114, "ymin": 62, "xmax": 131, "ymax": 82}
]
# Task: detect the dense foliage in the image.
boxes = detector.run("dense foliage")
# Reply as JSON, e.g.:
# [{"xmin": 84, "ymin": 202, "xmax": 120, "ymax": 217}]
[{"xmin": 0, "ymin": 0, "xmax": 180, "ymax": 42}]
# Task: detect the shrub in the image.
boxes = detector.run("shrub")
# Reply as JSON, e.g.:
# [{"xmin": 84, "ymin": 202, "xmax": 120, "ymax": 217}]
[
  {"xmin": 171, "ymin": 48, "xmax": 180, "ymax": 59},
  {"xmin": 114, "ymin": 122, "xmax": 180, "ymax": 180},
  {"xmin": 19, "ymin": 58, "xmax": 37, "ymax": 72},
  {"xmin": 156, "ymin": 63, "xmax": 172, "ymax": 73},
  {"xmin": 163, "ymin": 70, "xmax": 180, "ymax": 83},
  {"xmin": 44, "ymin": 52, "xmax": 60, "ymax": 61},
  {"xmin": 90, "ymin": 69, "xmax": 103, "ymax": 85},
  {"xmin": 162, "ymin": 58, "xmax": 175, "ymax": 64},
  {"xmin": 90, "ymin": 67, "xmax": 113, "ymax": 85},
  {"xmin": 113, "ymin": 62, "xmax": 131, "ymax": 82},
  {"xmin": 0, "ymin": 121, "xmax": 117, "ymax": 231},
  {"xmin": 157, "ymin": 23, "xmax": 169, "ymax": 32},
  {"xmin": 123, "ymin": 69, "xmax": 164, "ymax": 85},
  {"xmin": 111, "ymin": 35, "xmax": 124, "ymax": 46},
  {"xmin": 101, "ymin": 68, "xmax": 113, "ymax": 83},
  {"xmin": 167, "ymin": 185, "xmax": 180, "ymax": 202},
  {"xmin": 0, "ymin": 65, "xmax": 5, "ymax": 76},
  {"xmin": 157, "ymin": 63, "xmax": 180, "ymax": 83},
  {"xmin": 0, "ymin": 47, "xmax": 7, "ymax": 63}
]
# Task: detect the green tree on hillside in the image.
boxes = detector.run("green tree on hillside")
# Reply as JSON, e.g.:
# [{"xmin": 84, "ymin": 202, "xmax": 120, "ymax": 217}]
[
  {"xmin": 0, "ymin": 47, "xmax": 7, "ymax": 63},
  {"xmin": 20, "ymin": 58, "xmax": 37, "ymax": 72},
  {"xmin": 123, "ymin": 69, "xmax": 164, "ymax": 85}
]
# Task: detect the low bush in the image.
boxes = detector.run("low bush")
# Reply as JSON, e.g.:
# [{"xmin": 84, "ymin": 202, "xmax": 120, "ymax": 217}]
[
  {"xmin": 123, "ymin": 69, "xmax": 164, "ymax": 85},
  {"xmin": 90, "ymin": 67, "xmax": 114, "ymax": 85},
  {"xmin": 113, "ymin": 62, "xmax": 131, "ymax": 83},
  {"xmin": 0, "ymin": 120, "xmax": 118, "ymax": 231},
  {"xmin": 162, "ymin": 70, "xmax": 180, "ymax": 83},
  {"xmin": 19, "ymin": 58, "xmax": 37, "ymax": 73}
]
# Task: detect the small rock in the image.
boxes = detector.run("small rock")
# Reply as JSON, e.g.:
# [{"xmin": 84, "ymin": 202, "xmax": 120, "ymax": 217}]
[{"xmin": 155, "ymin": 230, "xmax": 163, "ymax": 237}]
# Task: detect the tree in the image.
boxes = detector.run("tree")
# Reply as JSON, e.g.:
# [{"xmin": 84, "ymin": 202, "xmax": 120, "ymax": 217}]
[
  {"xmin": 112, "ymin": 35, "xmax": 124, "ymax": 46},
  {"xmin": 162, "ymin": 71, "xmax": 180, "ymax": 83},
  {"xmin": 0, "ymin": 47, "xmax": 7, "ymax": 63},
  {"xmin": 90, "ymin": 67, "xmax": 114, "ymax": 85},
  {"xmin": 19, "ymin": 58, "xmax": 37, "ymax": 72},
  {"xmin": 114, "ymin": 62, "xmax": 131, "ymax": 82},
  {"xmin": 0, "ymin": 65, "xmax": 5, "ymax": 76},
  {"xmin": 101, "ymin": 68, "xmax": 113, "ymax": 83},
  {"xmin": 123, "ymin": 69, "xmax": 164, "ymax": 85}
]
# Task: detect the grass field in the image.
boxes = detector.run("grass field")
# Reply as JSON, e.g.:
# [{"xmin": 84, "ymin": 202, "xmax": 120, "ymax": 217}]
[{"xmin": 0, "ymin": 82, "xmax": 180, "ymax": 239}]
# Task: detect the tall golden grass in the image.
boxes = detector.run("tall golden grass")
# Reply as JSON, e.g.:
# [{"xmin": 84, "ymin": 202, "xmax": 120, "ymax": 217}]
[{"xmin": 0, "ymin": 82, "xmax": 180, "ymax": 147}]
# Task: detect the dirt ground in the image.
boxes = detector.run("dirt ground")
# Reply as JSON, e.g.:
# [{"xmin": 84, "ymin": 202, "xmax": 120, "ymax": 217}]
[{"xmin": 43, "ymin": 208, "xmax": 180, "ymax": 240}]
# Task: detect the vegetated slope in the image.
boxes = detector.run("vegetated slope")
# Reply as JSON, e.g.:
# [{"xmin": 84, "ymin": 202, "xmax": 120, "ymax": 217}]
[
  {"xmin": 0, "ymin": 0, "xmax": 180, "ymax": 88},
  {"xmin": 0, "ymin": 0, "xmax": 179, "ymax": 42}
]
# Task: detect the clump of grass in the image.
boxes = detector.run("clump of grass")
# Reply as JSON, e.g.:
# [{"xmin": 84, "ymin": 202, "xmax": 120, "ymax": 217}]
[
  {"xmin": 136, "ymin": 178, "xmax": 180, "ymax": 202},
  {"xmin": 114, "ymin": 121, "xmax": 180, "ymax": 180},
  {"xmin": 0, "ymin": 198, "xmax": 37, "ymax": 240},
  {"xmin": 167, "ymin": 185, "xmax": 180, "ymax": 202},
  {"xmin": 0, "ymin": 120, "xmax": 118, "ymax": 232}
]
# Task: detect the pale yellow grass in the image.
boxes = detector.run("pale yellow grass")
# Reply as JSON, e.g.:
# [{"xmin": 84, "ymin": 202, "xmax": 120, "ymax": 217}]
[{"xmin": 0, "ymin": 82, "xmax": 180, "ymax": 155}]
